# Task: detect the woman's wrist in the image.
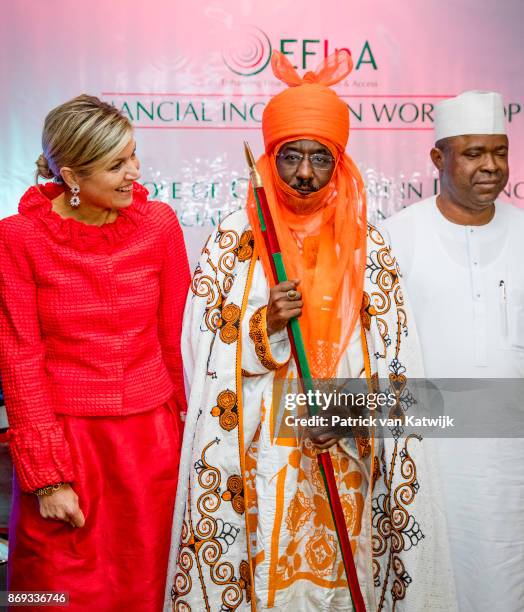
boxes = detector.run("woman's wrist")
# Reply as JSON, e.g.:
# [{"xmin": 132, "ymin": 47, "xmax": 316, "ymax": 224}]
[{"xmin": 34, "ymin": 482, "xmax": 66, "ymax": 496}]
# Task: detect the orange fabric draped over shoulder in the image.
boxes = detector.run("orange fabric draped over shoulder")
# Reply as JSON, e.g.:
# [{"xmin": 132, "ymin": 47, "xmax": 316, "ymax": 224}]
[{"xmin": 246, "ymin": 50, "xmax": 367, "ymax": 378}]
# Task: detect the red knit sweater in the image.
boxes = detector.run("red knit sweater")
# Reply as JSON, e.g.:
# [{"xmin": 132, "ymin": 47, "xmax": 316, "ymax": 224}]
[{"xmin": 0, "ymin": 182, "xmax": 190, "ymax": 491}]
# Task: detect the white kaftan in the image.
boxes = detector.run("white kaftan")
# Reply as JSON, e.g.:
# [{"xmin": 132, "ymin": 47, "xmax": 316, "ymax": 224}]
[
  {"xmin": 165, "ymin": 209, "xmax": 456, "ymax": 611},
  {"xmin": 383, "ymin": 196, "xmax": 524, "ymax": 612}
]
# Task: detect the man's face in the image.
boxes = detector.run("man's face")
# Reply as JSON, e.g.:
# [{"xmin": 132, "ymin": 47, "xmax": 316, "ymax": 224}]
[
  {"xmin": 431, "ymin": 134, "xmax": 509, "ymax": 210},
  {"xmin": 276, "ymin": 139, "xmax": 336, "ymax": 196}
]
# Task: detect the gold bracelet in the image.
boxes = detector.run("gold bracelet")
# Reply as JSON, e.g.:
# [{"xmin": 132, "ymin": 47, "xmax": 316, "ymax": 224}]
[{"xmin": 34, "ymin": 482, "xmax": 65, "ymax": 496}]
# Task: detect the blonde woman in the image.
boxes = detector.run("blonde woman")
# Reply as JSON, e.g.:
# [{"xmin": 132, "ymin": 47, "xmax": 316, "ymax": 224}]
[{"xmin": 0, "ymin": 95, "xmax": 190, "ymax": 610}]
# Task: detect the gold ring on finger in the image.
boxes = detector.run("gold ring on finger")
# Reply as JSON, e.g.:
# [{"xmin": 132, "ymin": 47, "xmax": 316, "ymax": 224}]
[{"xmin": 286, "ymin": 289, "xmax": 299, "ymax": 301}]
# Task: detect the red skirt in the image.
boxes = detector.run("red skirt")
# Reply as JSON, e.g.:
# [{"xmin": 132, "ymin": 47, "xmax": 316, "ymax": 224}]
[{"xmin": 8, "ymin": 400, "xmax": 182, "ymax": 612}]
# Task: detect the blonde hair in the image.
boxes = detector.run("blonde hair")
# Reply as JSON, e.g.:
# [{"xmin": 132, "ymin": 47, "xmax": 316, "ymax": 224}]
[{"xmin": 35, "ymin": 94, "xmax": 132, "ymax": 183}]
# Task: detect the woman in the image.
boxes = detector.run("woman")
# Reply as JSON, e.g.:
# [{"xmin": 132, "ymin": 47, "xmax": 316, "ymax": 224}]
[{"xmin": 0, "ymin": 95, "xmax": 190, "ymax": 610}]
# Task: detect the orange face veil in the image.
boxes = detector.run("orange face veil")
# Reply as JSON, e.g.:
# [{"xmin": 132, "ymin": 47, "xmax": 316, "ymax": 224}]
[{"xmin": 246, "ymin": 50, "xmax": 367, "ymax": 378}]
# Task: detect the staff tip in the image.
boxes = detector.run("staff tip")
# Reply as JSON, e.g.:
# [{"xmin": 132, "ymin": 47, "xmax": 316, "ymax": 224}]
[{"xmin": 244, "ymin": 141, "xmax": 256, "ymax": 169}]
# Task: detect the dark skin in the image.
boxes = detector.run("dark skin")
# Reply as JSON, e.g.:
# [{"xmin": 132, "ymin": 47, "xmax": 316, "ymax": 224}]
[
  {"xmin": 267, "ymin": 139, "xmax": 335, "ymax": 337},
  {"xmin": 431, "ymin": 134, "xmax": 509, "ymax": 226},
  {"xmin": 275, "ymin": 139, "xmax": 335, "ymax": 198},
  {"xmin": 267, "ymin": 139, "xmax": 337, "ymax": 448}
]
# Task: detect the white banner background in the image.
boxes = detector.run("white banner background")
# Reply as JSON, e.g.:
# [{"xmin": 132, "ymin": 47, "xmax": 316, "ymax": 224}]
[{"xmin": 1, "ymin": 0, "xmax": 522, "ymax": 266}]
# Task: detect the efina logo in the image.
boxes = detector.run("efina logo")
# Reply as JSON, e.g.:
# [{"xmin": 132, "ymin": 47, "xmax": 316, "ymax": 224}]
[
  {"xmin": 222, "ymin": 25, "xmax": 272, "ymax": 76},
  {"xmin": 222, "ymin": 27, "xmax": 378, "ymax": 77}
]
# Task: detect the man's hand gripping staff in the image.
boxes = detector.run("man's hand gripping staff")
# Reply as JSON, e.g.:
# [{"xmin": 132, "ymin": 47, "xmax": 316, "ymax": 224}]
[{"xmin": 244, "ymin": 141, "xmax": 366, "ymax": 612}]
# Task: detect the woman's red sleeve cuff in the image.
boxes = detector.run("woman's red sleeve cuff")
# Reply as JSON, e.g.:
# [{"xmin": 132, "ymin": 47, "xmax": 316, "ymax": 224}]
[{"xmin": 7, "ymin": 422, "xmax": 75, "ymax": 492}]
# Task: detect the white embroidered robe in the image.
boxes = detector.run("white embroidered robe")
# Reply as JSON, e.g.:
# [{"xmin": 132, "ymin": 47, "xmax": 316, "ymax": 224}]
[{"xmin": 165, "ymin": 209, "xmax": 455, "ymax": 612}]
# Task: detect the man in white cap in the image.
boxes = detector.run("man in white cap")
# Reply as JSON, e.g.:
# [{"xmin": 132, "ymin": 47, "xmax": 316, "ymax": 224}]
[{"xmin": 383, "ymin": 91, "xmax": 524, "ymax": 611}]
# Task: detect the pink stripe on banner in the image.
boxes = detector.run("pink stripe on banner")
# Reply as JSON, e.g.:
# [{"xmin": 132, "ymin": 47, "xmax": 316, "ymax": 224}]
[
  {"xmin": 133, "ymin": 125, "xmax": 434, "ymax": 132},
  {"xmin": 102, "ymin": 92, "xmax": 455, "ymax": 99}
]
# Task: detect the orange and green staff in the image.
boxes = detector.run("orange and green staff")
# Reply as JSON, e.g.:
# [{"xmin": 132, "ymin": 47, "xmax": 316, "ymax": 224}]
[{"xmin": 244, "ymin": 141, "xmax": 366, "ymax": 612}]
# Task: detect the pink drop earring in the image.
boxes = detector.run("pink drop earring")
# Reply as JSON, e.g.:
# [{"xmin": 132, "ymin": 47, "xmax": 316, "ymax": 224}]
[{"xmin": 70, "ymin": 185, "xmax": 80, "ymax": 208}]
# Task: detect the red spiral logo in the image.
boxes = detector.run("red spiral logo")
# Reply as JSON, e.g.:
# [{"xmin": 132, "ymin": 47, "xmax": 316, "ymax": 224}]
[{"xmin": 222, "ymin": 26, "xmax": 272, "ymax": 76}]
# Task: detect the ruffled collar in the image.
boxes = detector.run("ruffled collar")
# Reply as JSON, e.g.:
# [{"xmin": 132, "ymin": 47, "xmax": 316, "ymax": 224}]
[{"xmin": 19, "ymin": 181, "xmax": 149, "ymax": 251}]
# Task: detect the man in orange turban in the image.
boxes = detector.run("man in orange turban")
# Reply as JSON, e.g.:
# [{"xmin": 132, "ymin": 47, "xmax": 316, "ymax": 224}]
[{"xmin": 166, "ymin": 51, "xmax": 455, "ymax": 611}]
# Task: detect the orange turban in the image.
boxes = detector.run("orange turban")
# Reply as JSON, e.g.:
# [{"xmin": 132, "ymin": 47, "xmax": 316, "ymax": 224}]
[
  {"xmin": 246, "ymin": 50, "xmax": 367, "ymax": 379},
  {"xmin": 262, "ymin": 51, "xmax": 352, "ymax": 153}
]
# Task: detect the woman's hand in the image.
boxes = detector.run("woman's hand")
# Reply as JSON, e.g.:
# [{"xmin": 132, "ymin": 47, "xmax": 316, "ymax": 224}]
[
  {"xmin": 266, "ymin": 280, "xmax": 303, "ymax": 336},
  {"xmin": 37, "ymin": 484, "xmax": 85, "ymax": 528}
]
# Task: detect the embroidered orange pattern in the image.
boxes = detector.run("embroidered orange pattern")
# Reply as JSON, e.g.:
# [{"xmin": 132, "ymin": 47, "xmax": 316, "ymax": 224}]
[
  {"xmin": 219, "ymin": 303, "xmax": 241, "ymax": 344},
  {"xmin": 249, "ymin": 306, "xmax": 286, "ymax": 370},
  {"xmin": 211, "ymin": 389, "xmax": 238, "ymax": 431}
]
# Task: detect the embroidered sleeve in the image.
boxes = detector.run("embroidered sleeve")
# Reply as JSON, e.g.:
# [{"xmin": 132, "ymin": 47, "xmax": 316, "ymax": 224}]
[
  {"xmin": 240, "ymin": 258, "xmax": 291, "ymax": 376},
  {"xmin": 247, "ymin": 306, "xmax": 290, "ymax": 371}
]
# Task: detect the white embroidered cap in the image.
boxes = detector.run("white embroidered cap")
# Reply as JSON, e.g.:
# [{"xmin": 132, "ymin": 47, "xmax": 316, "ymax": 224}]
[{"xmin": 434, "ymin": 90, "xmax": 506, "ymax": 141}]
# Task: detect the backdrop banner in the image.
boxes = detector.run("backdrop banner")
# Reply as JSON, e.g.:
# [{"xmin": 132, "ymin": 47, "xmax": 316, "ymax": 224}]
[{"xmin": 2, "ymin": 0, "xmax": 523, "ymax": 266}]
